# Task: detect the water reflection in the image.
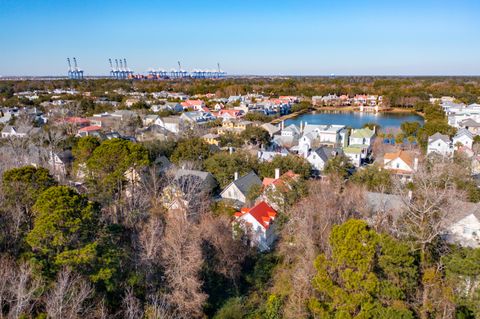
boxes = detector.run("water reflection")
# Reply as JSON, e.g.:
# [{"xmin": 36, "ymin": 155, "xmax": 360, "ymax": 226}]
[{"xmin": 284, "ymin": 111, "xmax": 423, "ymax": 130}]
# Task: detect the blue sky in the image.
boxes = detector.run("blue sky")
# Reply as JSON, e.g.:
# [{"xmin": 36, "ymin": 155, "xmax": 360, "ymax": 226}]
[{"xmin": 0, "ymin": 0, "xmax": 479, "ymax": 76}]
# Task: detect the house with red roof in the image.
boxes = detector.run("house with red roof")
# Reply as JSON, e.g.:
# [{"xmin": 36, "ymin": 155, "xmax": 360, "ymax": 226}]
[
  {"xmin": 59, "ymin": 117, "xmax": 91, "ymax": 127},
  {"xmin": 262, "ymin": 169, "xmax": 300, "ymax": 189},
  {"xmin": 261, "ymin": 169, "xmax": 301, "ymax": 211},
  {"xmin": 217, "ymin": 109, "xmax": 244, "ymax": 119},
  {"xmin": 279, "ymin": 96, "xmax": 299, "ymax": 103},
  {"xmin": 383, "ymin": 150, "xmax": 418, "ymax": 180},
  {"xmin": 181, "ymin": 99, "xmax": 205, "ymax": 111},
  {"xmin": 76, "ymin": 125, "xmax": 102, "ymax": 138},
  {"xmin": 234, "ymin": 201, "xmax": 278, "ymax": 251}
]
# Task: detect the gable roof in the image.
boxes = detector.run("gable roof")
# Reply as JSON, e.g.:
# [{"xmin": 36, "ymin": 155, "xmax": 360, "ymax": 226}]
[
  {"xmin": 459, "ymin": 118, "xmax": 480, "ymax": 127},
  {"xmin": 351, "ymin": 127, "xmax": 375, "ymax": 139},
  {"xmin": 428, "ymin": 132, "xmax": 450, "ymax": 144},
  {"xmin": 384, "ymin": 150, "xmax": 414, "ymax": 168},
  {"xmin": 2, "ymin": 125, "xmax": 41, "ymax": 135},
  {"xmin": 310, "ymin": 146, "xmax": 342, "ymax": 162},
  {"xmin": 175, "ymin": 169, "xmax": 213, "ymax": 182},
  {"xmin": 262, "ymin": 170, "xmax": 299, "ymax": 188},
  {"xmin": 454, "ymin": 128, "xmax": 473, "ymax": 140},
  {"xmin": 235, "ymin": 201, "xmax": 277, "ymax": 229},
  {"xmin": 282, "ymin": 124, "xmax": 301, "ymax": 135},
  {"xmin": 173, "ymin": 169, "xmax": 217, "ymax": 193},
  {"xmin": 78, "ymin": 125, "xmax": 102, "ymax": 132},
  {"xmin": 223, "ymin": 171, "xmax": 262, "ymax": 196},
  {"xmin": 218, "ymin": 109, "xmax": 243, "ymax": 116},
  {"xmin": 366, "ymin": 192, "xmax": 480, "ymax": 226}
]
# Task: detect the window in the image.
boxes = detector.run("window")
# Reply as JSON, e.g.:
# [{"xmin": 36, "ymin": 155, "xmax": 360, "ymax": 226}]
[
  {"xmin": 396, "ymin": 163, "xmax": 400, "ymax": 168},
  {"xmin": 463, "ymin": 226, "xmax": 475, "ymax": 236}
]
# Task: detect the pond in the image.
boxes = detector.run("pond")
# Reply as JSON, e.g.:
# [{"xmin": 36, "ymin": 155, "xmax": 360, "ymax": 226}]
[{"xmin": 284, "ymin": 111, "xmax": 424, "ymax": 132}]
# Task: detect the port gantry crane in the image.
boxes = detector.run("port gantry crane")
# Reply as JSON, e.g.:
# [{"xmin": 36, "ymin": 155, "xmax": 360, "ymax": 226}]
[
  {"xmin": 67, "ymin": 58, "xmax": 73, "ymax": 79},
  {"xmin": 73, "ymin": 57, "xmax": 84, "ymax": 80},
  {"xmin": 67, "ymin": 57, "xmax": 83, "ymax": 80},
  {"xmin": 123, "ymin": 58, "xmax": 133, "ymax": 78}
]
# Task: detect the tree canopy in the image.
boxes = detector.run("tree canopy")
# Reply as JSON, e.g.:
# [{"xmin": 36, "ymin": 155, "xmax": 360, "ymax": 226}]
[
  {"xmin": 310, "ymin": 219, "xmax": 417, "ymax": 319},
  {"xmin": 26, "ymin": 186, "xmax": 100, "ymax": 277},
  {"xmin": 2, "ymin": 166, "xmax": 57, "ymax": 214},
  {"xmin": 204, "ymin": 151, "xmax": 259, "ymax": 188},
  {"xmin": 258, "ymin": 154, "xmax": 311, "ymax": 179},
  {"xmin": 86, "ymin": 138, "xmax": 149, "ymax": 202},
  {"xmin": 170, "ymin": 137, "xmax": 212, "ymax": 167}
]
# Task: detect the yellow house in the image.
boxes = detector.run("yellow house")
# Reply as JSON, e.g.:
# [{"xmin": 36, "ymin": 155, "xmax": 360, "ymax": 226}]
[
  {"xmin": 202, "ymin": 133, "xmax": 220, "ymax": 146},
  {"xmin": 217, "ymin": 120, "xmax": 254, "ymax": 135}
]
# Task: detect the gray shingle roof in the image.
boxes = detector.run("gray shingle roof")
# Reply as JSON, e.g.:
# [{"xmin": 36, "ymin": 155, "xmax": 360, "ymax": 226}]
[
  {"xmin": 428, "ymin": 132, "xmax": 451, "ymax": 144},
  {"xmin": 230, "ymin": 171, "xmax": 262, "ymax": 195},
  {"xmin": 459, "ymin": 118, "xmax": 480, "ymax": 127},
  {"xmin": 454, "ymin": 128, "xmax": 473, "ymax": 139},
  {"xmin": 312, "ymin": 146, "xmax": 343, "ymax": 162}
]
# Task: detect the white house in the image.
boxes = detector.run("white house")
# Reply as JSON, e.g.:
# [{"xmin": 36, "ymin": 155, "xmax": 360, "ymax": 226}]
[
  {"xmin": 272, "ymin": 124, "xmax": 301, "ymax": 149},
  {"xmin": 151, "ymin": 102, "xmax": 183, "ymax": 113},
  {"xmin": 306, "ymin": 146, "xmax": 342, "ymax": 171},
  {"xmin": 452, "ymin": 128, "xmax": 474, "ymax": 150},
  {"xmin": 1, "ymin": 125, "xmax": 41, "ymax": 138},
  {"xmin": 383, "ymin": 150, "xmax": 417, "ymax": 177},
  {"xmin": 298, "ymin": 124, "xmax": 348, "ymax": 156},
  {"xmin": 427, "ymin": 133, "xmax": 453, "ymax": 157},
  {"xmin": 257, "ymin": 149, "xmax": 289, "ymax": 162},
  {"xmin": 143, "ymin": 114, "xmax": 159, "ymax": 126},
  {"xmin": 48, "ymin": 150, "xmax": 73, "ymax": 177},
  {"xmin": 180, "ymin": 111, "xmax": 215, "ymax": 124},
  {"xmin": 349, "ymin": 127, "xmax": 375, "ymax": 148},
  {"xmin": 445, "ymin": 211, "xmax": 480, "ymax": 248},
  {"xmin": 443, "ymin": 202, "xmax": 480, "ymax": 248},
  {"xmin": 317, "ymin": 124, "xmax": 347, "ymax": 146},
  {"xmin": 234, "ymin": 201, "xmax": 278, "ymax": 251},
  {"xmin": 343, "ymin": 146, "xmax": 363, "ymax": 167},
  {"xmin": 155, "ymin": 116, "xmax": 182, "ymax": 134},
  {"xmin": 220, "ymin": 171, "xmax": 262, "ymax": 205}
]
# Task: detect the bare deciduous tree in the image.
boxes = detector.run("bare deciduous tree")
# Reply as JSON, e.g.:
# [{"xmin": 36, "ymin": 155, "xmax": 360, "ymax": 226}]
[
  {"xmin": 394, "ymin": 160, "xmax": 465, "ymax": 319},
  {"xmin": 161, "ymin": 216, "xmax": 206, "ymax": 318},
  {"xmin": 144, "ymin": 294, "xmax": 177, "ymax": 319},
  {"xmin": 44, "ymin": 268, "xmax": 95, "ymax": 319},
  {"xmin": 275, "ymin": 180, "xmax": 364, "ymax": 318},
  {"xmin": 198, "ymin": 215, "xmax": 249, "ymax": 284},
  {"xmin": 121, "ymin": 288, "xmax": 144, "ymax": 319},
  {"xmin": 8, "ymin": 259, "xmax": 43, "ymax": 319}
]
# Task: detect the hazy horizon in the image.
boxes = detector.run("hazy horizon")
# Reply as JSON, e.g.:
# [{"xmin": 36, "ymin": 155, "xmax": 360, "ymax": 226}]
[{"xmin": 1, "ymin": 0, "xmax": 479, "ymax": 76}]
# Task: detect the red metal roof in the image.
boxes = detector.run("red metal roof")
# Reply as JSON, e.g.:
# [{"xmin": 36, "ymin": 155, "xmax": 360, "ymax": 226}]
[
  {"xmin": 236, "ymin": 201, "xmax": 277, "ymax": 229},
  {"xmin": 262, "ymin": 170, "xmax": 299, "ymax": 187},
  {"xmin": 78, "ymin": 125, "xmax": 102, "ymax": 132}
]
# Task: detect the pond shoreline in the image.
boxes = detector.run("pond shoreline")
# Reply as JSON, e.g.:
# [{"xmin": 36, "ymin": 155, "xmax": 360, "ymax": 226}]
[{"xmin": 271, "ymin": 106, "xmax": 424, "ymax": 125}]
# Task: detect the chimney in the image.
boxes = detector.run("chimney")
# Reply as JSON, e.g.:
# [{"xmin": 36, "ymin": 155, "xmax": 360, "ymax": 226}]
[
  {"xmin": 275, "ymin": 168, "xmax": 280, "ymax": 180},
  {"xmin": 234, "ymin": 172, "xmax": 239, "ymax": 181},
  {"xmin": 413, "ymin": 157, "xmax": 418, "ymax": 171}
]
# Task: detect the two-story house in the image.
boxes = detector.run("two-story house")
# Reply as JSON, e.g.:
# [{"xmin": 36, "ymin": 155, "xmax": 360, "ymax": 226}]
[{"xmin": 234, "ymin": 201, "xmax": 278, "ymax": 251}]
